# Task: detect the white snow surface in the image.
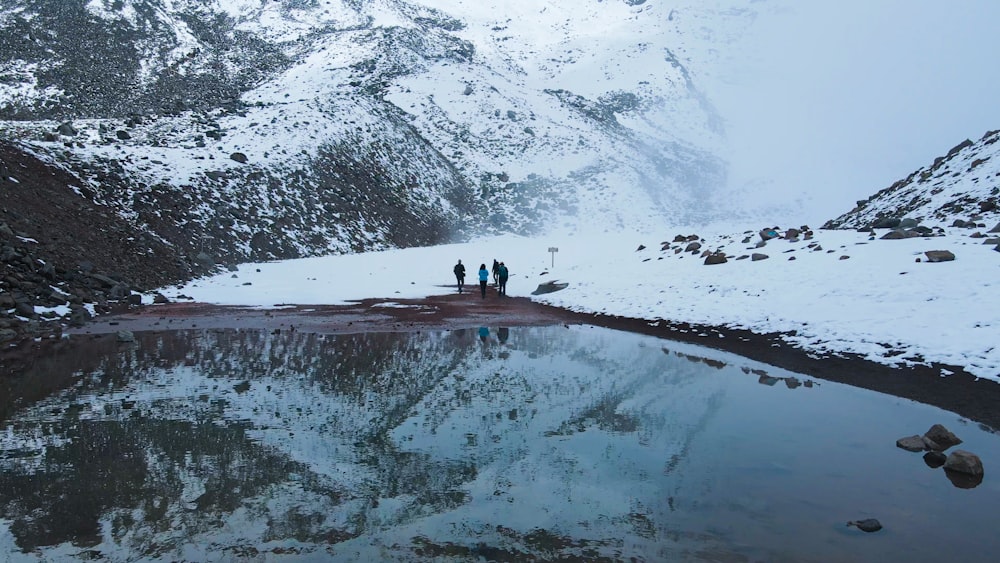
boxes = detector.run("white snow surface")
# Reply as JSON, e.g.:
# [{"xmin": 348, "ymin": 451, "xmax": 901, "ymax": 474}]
[{"xmin": 164, "ymin": 224, "xmax": 1000, "ymax": 383}]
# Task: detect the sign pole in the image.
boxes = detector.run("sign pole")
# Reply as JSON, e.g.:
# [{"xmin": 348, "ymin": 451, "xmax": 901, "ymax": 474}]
[{"xmin": 548, "ymin": 247, "xmax": 558, "ymax": 268}]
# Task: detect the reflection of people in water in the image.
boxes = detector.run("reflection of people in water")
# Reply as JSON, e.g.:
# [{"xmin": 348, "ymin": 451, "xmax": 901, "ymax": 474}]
[
  {"xmin": 498, "ymin": 327, "xmax": 509, "ymax": 344},
  {"xmin": 478, "ymin": 326, "xmax": 489, "ymax": 342}
]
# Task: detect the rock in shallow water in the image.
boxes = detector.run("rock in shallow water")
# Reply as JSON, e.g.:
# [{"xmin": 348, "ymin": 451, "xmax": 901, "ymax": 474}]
[{"xmin": 847, "ymin": 519, "xmax": 883, "ymax": 533}]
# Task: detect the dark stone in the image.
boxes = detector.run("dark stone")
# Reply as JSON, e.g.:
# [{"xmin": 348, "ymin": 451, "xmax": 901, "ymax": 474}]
[
  {"xmin": 847, "ymin": 519, "xmax": 883, "ymax": 533},
  {"xmin": 153, "ymin": 293, "xmax": 169, "ymax": 304},
  {"xmin": 759, "ymin": 228, "xmax": 779, "ymax": 241},
  {"xmin": 230, "ymin": 152, "xmax": 248, "ymax": 164},
  {"xmin": 109, "ymin": 282, "xmax": 131, "ymax": 300},
  {"xmin": 57, "ymin": 122, "xmax": 77, "ymax": 136},
  {"xmin": 945, "ymin": 468, "xmax": 984, "ymax": 489},
  {"xmin": 924, "ymin": 250, "xmax": 955, "ymax": 263},
  {"xmin": 896, "ymin": 435, "xmax": 926, "ymax": 452},
  {"xmin": 923, "ymin": 424, "xmax": 962, "ymax": 451},
  {"xmin": 636, "ymin": 244, "xmax": 646, "ymax": 251},
  {"xmin": 751, "ymin": 253, "xmax": 769, "ymax": 261},
  {"xmin": 685, "ymin": 241, "xmax": 701, "ymax": 253},
  {"xmin": 923, "ymin": 451, "xmax": 947, "ymax": 468},
  {"xmin": 703, "ymin": 252, "xmax": 727, "ymax": 265},
  {"xmin": 68, "ymin": 305, "xmax": 92, "ymax": 327},
  {"xmin": 531, "ymin": 281, "xmax": 568, "ymax": 295},
  {"xmin": 873, "ymin": 217, "xmax": 901, "ymax": 229},
  {"xmin": 943, "ymin": 450, "xmax": 984, "ymax": 476},
  {"xmin": 115, "ymin": 130, "xmax": 131, "ymax": 140},
  {"xmin": 14, "ymin": 301, "xmax": 35, "ymax": 318},
  {"xmin": 898, "ymin": 218, "xmax": 919, "ymax": 229},
  {"xmin": 881, "ymin": 229, "xmax": 918, "ymax": 240}
]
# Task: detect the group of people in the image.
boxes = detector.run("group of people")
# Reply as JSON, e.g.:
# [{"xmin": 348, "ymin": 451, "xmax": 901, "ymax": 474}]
[{"xmin": 453, "ymin": 258, "xmax": 509, "ymax": 298}]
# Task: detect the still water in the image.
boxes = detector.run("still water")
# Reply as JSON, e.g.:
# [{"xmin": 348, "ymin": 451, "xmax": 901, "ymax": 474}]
[{"xmin": 0, "ymin": 326, "xmax": 998, "ymax": 562}]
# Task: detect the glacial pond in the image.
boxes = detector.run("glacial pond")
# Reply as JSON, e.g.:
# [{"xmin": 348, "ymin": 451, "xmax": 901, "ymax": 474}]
[{"xmin": 1, "ymin": 326, "xmax": 998, "ymax": 562}]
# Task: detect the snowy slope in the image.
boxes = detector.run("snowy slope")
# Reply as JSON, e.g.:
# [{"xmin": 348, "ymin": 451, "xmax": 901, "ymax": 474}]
[
  {"xmin": 0, "ymin": 0, "xmax": 754, "ymax": 264},
  {"xmin": 825, "ymin": 129, "xmax": 1000, "ymax": 230}
]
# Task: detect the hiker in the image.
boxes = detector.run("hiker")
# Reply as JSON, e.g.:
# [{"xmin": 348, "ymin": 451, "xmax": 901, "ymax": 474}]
[
  {"xmin": 497, "ymin": 261, "xmax": 509, "ymax": 296},
  {"xmin": 492, "ymin": 259, "xmax": 500, "ymax": 284},
  {"xmin": 453, "ymin": 260, "xmax": 466, "ymax": 293},
  {"xmin": 478, "ymin": 263, "xmax": 489, "ymax": 298}
]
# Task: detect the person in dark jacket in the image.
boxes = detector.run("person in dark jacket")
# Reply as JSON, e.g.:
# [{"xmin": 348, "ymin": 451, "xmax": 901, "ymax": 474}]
[
  {"xmin": 497, "ymin": 262, "xmax": 509, "ymax": 296},
  {"xmin": 492, "ymin": 259, "xmax": 500, "ymax": 284},
  {"xmin": 478, "ymin": 263, "xmax": 489, "ymax": 298},
  {"xmin": 453, "ymin": 260, "xmax": 466, "ymax": 293}
]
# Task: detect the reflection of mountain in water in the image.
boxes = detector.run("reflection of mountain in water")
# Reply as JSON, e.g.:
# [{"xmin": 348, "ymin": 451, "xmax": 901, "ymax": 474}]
[{"xmin": 0, "ymin": 326, "xmax": 733, "ymax": 559}]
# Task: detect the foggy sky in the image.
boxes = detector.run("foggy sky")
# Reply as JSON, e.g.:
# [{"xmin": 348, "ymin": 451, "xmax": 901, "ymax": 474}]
[{"xmin": 708, "ymin": 1, "xmax": 1000, "ymax": 225}]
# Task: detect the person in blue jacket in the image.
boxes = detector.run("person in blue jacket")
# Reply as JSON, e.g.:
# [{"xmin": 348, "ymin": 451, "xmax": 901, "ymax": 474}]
[{"xmin": 478, "ymin": 263, "xmax": 489, "ymax": 298}]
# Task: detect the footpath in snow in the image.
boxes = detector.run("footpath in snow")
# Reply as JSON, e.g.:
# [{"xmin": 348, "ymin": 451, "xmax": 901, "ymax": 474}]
[{"xmin": 162, "ymin": 226, "xmax": 1000, "ymax": 383}]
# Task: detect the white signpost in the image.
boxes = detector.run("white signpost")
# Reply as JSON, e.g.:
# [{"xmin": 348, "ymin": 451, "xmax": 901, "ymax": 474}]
[{"xmin": 548, "ymin": 247, "xmax": 558, "ymax": 268}]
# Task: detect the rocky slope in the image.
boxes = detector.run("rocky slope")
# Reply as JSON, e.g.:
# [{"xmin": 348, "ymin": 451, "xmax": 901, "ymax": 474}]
[
  {"xmin": 824, "ymin": 129, "xmax": 1000, "ymax": 232},
  {"xmin": 1, "ymin": 0, "xmax": 752, "ymax": 342}
]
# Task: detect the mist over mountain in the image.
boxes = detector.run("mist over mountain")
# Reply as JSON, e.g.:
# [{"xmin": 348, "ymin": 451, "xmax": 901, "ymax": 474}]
[
  {"xmin": 1, "ymin": 0, "xmax": 998, "ymax": 341},
  {"xmin": 0, "ymin": 0, "xmax": 752, "ymax": 261}
]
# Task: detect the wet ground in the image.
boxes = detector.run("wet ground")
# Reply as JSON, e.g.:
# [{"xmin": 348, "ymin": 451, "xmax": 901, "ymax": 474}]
[{"xmin": 1, "ymin": 324, "xmax": 998, "ymax": 561}]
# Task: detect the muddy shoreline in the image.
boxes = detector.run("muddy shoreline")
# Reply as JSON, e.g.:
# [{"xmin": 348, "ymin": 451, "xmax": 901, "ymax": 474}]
[{"xmin": 9, "ymin": 289, "xmax": 1000, "ymax": 431}]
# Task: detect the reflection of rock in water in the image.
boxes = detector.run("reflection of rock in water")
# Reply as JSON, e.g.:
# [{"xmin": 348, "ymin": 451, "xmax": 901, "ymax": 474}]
[{"xmin": 944, "ymin": 468, "xmax": 984, "ymax": 489}]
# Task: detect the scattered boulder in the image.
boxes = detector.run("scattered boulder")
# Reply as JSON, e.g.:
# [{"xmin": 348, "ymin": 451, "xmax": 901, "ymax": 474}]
[
  {"xmin": 923, "ymin": 424, "xmax": 962, "ymax": 451},
  {"xmin": 230, "ymin": 152, "xmax": 248, "ymax": 164},
  {"xmin": 924, "ymin": 250, "xmax": 955, "ymax": 263},
  {"xmin": 873, "ymin": 217, "xmax": 901, "ymax": 229},
  {"xmin": 896, "ymin": 435, "xmax": 926, "ymax": 452},
  {"xmin": 703, "ymin": 252, "xmax": 727, "ymax": 265},
  {"xmin": 685, "ymin": 241, "xmax": 702, "ymax": 253},
  {"xmin": 531, "ymin": 281, "xmax": 568, "ymax": 295},
  {"xmin": 923, "ymin": 451, "xmax": 947, "ymax": 468},
  {"xmin": 636, "ymin": 244, "xmax": 646, "ymax": 251},
  {"xmin": 847, "ymin": 519, "xmax": 883, "ymax": 533},
  {"xmin": 56, "ymin": 122, "xmax": 77, "ymax": 136},
  {"xmin": 881, "ymin": 229, "xmax": 919, "ymax": 240},
  {"xmin": 943, "ymin": 450, "xmax": 984, "ymax": 476},
  {"xmin": 989, "ymin": 222, "xmax": 1000, "ymax": 233},
  {"xmin": 115, "ymin": 130, "xmax": 131, "ymax": 140},
  {"xmin": 759, "ymin": 228, "xmax": 779, "ymax": 241},
  {"xmin": 898, "ymin": 218, "xmax": 919, "ymax": 229},
  {"xmin": 751, "ymin": 253, "xmax": 769, "ymax": 261}
]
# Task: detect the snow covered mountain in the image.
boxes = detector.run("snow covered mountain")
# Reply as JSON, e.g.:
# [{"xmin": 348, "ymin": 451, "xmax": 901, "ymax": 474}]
[
  {"xmin": 825, "ymin": 129, "xmax": 1000, "ymax": 231},
  {"xmin": 0, "ymin": 0, "xmax": 752, "ymax": 267}
]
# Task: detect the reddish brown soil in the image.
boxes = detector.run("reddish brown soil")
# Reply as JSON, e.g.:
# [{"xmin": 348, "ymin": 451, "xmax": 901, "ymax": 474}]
[{"xmin": 13, "ymin": 285, "xmax": 1000, "ymax": 431}]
